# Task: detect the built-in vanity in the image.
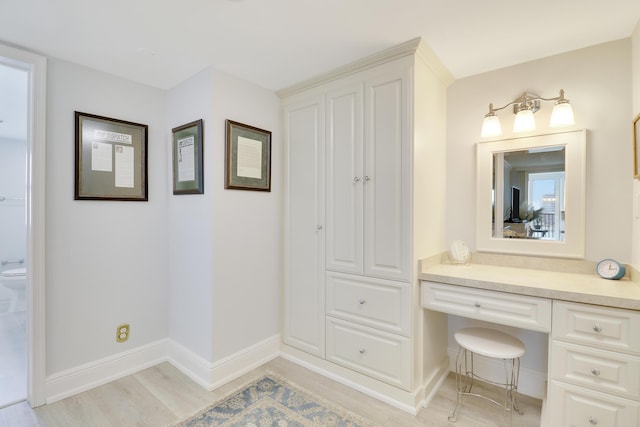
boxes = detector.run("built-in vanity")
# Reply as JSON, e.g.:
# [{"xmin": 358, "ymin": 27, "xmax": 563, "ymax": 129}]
[
  {"xmin": 279, "ymin": 34, "xmax": 638, "ymax": 427},
  {"xmin": 420, "ymin": 254, "xmax": 640, "ymax": 426}
]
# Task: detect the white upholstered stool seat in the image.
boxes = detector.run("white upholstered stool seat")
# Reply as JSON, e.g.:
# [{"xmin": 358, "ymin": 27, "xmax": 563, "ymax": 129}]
[
  {"xmin": 454, "ymin": 327, "xmax": 525, "ymax": 359},
  {"xmin": 449, "ymin": 327, "xmax": 525, "ymax": 426}
]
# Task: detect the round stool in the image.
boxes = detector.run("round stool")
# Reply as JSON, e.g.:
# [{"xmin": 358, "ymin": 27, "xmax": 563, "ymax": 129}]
[{"xmin": 448, "ymin": 327, "xmax": 525, "ymax": 426}]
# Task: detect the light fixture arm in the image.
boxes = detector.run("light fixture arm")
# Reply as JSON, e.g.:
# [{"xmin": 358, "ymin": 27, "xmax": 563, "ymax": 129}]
[{"xmin": 484, "ymin": 89, "xmax": 569, "ymax": 117}]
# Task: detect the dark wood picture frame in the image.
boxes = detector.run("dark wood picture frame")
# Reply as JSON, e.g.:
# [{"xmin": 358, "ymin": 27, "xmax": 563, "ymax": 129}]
[
  {"xmin": 225, "ymin": 120, "xmax": 272, "ymax": 191},
  {"xmin": 634, "ymin": 113, "xmax": 640, "ymax": 179},
  {"xmin": 172, "ymin": 119, "xmax": 204, "ymax": 195},
  {"xmin": 75, "ymin": 111, "xmax": 148, "ymax": 201}
]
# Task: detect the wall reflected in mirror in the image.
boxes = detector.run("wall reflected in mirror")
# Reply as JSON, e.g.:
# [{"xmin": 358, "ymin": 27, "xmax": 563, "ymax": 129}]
[{"xmin": 494, "ymin": 146, "xmax": 565, "ymax": 241}]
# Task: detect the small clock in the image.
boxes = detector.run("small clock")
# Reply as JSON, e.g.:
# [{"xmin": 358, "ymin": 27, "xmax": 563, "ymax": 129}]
[{"xmin": 596, "ymin": 259, "xmax": 626, "ymax": 280}]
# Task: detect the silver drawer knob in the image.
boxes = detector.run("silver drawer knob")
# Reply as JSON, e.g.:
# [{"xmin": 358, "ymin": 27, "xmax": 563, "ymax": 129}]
[
  {"xmin": 588, "ymin": 416, "xmax": 598, "ymax": 425},
  {"xmin": 359, "ymin": 299, "xmax": 366, "ymax": 305},
  {"xmin": 364, "ymin": 176, "xmax": 370, "ymax": 182},
  {"xmin": 592, "ymin": 324, "xmax": 603, "ymax": 333},
  {"xmin": 591, "ymin": 368, "xmax": 601, "ymax": 376},
  {"xmin": 317, "ymin": 225, "xmax": 323, "ymax": 230},
  {"xmin": 474, "ymin": 302, "xmax": 481, "ymax": 308},
  {"xmin": 359, "ymin": 348, "xmax": 366, "ymax": 354},
  {"xmin": 353, "ymin": 177, "xmax": 361, "ymax": 182}
]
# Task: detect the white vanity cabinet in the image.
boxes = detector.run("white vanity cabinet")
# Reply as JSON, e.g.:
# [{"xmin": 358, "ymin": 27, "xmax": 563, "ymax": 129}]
[
  {"xmin": 281, "ymin": 38, "xmax": 452, "ymax": 408},
  {"xmin": 549, "ymin": 301, "xmax": 640, "ymax": 426}
]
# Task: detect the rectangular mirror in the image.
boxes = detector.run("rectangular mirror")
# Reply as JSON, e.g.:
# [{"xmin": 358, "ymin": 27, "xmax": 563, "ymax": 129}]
[{"xmin": 476, "ymin": 130, "xmax": 586, "ymax": 258}]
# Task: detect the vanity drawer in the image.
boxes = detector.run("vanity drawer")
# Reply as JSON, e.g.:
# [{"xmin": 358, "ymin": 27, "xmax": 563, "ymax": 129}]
[
  {"xmin": 548, "ymin": 380, "xmax": 640, "ymax": 427},
  {"xmin": 326, "ymin": 317, "xmax": 410, "ymax": 389},
  {"xmin": 326, "ymin": 272, "xmax": 410, "ymax": 336},
  {"xmin": 553, "ymin": 301, "xmax": 640, "ymax": 355},
  {"xmin": 551, "ymin": 340, "xmax": 640, "ymax": 399},
  {"xmin": 420, "ymin": 281, "xmax": 551, "ymax": 332}
]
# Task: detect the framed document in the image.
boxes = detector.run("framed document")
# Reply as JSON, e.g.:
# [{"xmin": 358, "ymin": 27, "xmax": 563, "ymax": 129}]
[
  {"xmin": 75, "ymin": 112, "xmax": 148, "ymax": 201},
  {"xmin": 172, "ymin": 119, "xmax": 204, "ymax": 194},
  {"xmin": 225, "ymin": 120, "xmax": 272, "ymax": 191}
]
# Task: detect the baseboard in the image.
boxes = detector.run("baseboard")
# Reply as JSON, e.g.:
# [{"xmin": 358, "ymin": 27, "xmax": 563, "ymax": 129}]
[
  {"xmin": 416, "ymin": 356, "xmax": 450, "ymax": 409},
  {"xmin": 447, "ymin": 345, "xmax": 547, "ymax": 399},
  {"xmin": 167, "ymin": 334, "xmax": 280, "ymax": 390},
  {"xmin": 45, "ymin": 339, "xmax": 168, "ymax": 403},
  {"xmin": 45, "ymin": 335, "xmax": 281, "ymax": 404}
]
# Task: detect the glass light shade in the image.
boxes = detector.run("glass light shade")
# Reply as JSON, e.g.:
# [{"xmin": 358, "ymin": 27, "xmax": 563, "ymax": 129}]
[
  {"xmin": 481, "ymin": 115, "xmax": 502, "ymax": 138},
  {"xmin": 513, "ymin": 109, "xmax": 536, "ymax": 133},
  {"xmin": 549, "ymin": 102, "xmax": 575, "ymax": 127}
]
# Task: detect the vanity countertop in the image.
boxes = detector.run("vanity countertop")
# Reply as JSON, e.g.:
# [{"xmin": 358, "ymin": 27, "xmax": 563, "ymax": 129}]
[{"xmin": 419, "ymin": 259, "xmax": 640, "ymax": 311}]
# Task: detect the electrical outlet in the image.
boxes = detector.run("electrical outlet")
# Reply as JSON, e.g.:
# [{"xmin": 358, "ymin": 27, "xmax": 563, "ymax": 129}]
[{"xmin": 116, "ymin": 323, "xmax": 130, "ymax": 343}]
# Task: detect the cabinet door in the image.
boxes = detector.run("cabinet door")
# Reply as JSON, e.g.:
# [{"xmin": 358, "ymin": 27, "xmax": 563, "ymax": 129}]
[
  {"xmin": 363, "ymin": 70, "xmax": 409, "ymax": 282},
  {"xmin": 283, "ymin": 96, "xmax": 325, "ymax": 357},
  {"xmin": 325, "ymin": 84, "xmax": 364, "ymax": 275}
]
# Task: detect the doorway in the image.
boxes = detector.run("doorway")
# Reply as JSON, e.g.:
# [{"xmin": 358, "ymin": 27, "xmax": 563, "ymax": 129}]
[
  {"xmin": 0, "ymin": 44, "xmax": 46, "ymax": 408},
  {"xmin": 528, "ymin": 171, "xmax": 565, "ymax": 241},
  {"xmin": 0, "ymin": 63, "xmax": 28, "ymax": 407}
]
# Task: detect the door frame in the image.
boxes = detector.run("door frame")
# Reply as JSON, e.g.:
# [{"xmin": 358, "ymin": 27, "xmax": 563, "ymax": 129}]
[{"xmin": 0, "ymin": 43, "xmax": 47, "ymax": 407}]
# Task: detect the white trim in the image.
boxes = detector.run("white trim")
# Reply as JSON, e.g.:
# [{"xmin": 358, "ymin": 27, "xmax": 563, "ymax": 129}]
[
  {"xmin": 167, "ymin": 334, "xmax": 280, "ymax": 390},
  {"xmin": 447, "ymin": 345, "xmax": 547, "ymax": 399},
  {"xmin": 45, "ymin": 340, "xmax": 168, "ymax": 403},
  {"xmin": 44, "ymin": 335, "xmax": 281, "ymax": 404},
  {"xmin": 277, "ymin": 38, "xmax": 453, "ymax": 98},
  {"xmin": 0, "ymin": 43, "xmax": 47, "ymax": 407},
  {"xmin": 165, "ymin": 340, "xmax": 214, "ymax": 390}
]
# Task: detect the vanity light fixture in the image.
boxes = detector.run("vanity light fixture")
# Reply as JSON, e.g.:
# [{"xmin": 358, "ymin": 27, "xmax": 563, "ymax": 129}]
[{"xmin": 481, "ymin": 89, "xmax": 575, "ymax": 138}]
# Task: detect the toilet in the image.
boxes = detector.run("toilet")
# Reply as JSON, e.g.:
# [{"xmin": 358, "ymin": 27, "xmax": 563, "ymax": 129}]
[{"xmin": 0, "ymin": 267, "xmax": 26, "ymax": 312}]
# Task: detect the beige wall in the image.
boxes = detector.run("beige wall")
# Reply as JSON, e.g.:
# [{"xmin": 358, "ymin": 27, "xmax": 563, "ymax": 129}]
[{"xmin": 446, "ymin": 39, "xmax": 633, "ymax": 263}]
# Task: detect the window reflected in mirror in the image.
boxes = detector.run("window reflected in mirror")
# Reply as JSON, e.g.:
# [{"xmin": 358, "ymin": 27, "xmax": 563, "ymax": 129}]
[{"xmin": 493, "ymin": 147, "xmax": 565, "ymax": 241}]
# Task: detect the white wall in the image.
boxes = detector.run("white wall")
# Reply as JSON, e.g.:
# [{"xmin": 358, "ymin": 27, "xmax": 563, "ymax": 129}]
[
  {"xmin": 167, "ymin": 69, "xmax": 215, "ymax": 361},
  {"xmin": 632, "ymin": 21, "xmax": 640, "ymax": 271},
  {"xmin": 167, "ymin": 67, "xmax": 281, "ymax": 363},
  {"xmin": 209, "ymin": 71, "xmax": 281, "ymax": 360},
  {"xmin": 447, "ymin": 39, "xmax": 633, "ymax": 263},
  {"xmin": 444, "ymin": 39, "xmax": 633, "ymax": 388},
  {"xmin": 45, "ymin": 59, "xmax": 170, "ymax": 373}
]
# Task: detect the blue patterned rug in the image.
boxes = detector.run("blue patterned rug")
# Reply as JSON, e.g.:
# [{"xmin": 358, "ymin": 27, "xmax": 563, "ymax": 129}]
[{"xmin": 174, "ymin": 374, "xmax": 380, "ymax": 427}]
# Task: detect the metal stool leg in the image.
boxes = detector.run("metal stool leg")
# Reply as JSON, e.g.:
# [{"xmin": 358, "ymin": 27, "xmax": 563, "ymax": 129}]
[
  {"xmin": 448, "ymin": 346, "xmax": 464, "ymax": 422},
  {"xmin": 502, "ymin": 357, "xmax": 524, "ymax": 427},
  {"xmin": 449, "ymin": 350, "xmax": 525, "ymax": 425}
]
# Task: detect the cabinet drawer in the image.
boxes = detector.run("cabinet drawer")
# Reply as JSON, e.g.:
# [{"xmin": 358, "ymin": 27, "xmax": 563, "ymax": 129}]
[
  {"xmin": 553, "ymin": 301, "xmax": 640, "ymax": 355},
  {"xmin": 549, "ymin": 380, "xmax": 640, "ymax": 427},
  {"xmin": 326, "ymin": 317, "xmax": 410, "ymax": 389},
  {"xmin": 551, "ymin": 340, "xmax": 640, "ymax": 399},
  {"xmin": 326, "ymin": 272, "xmax": 410, "ymax": 335},
  {"xmin": 420, "ymin": 281, "xmax": 551, "ymax": 332}
]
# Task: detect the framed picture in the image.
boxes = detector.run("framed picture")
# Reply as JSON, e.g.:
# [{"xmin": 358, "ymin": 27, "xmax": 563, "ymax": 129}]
[
  {"xmin": 634, "ymin": 113, "xmax": 640, "ymax": 179},
  {"xmin": 172, "ymin": 119, "xmax": 204, "ymax": 194},
  {"xmin": 225, "ymin": 120, "xmax": 272, "ymax": 191},
  {"xmin": 75, "ymin": 112, "xmax": 148, "ymax": 201}
]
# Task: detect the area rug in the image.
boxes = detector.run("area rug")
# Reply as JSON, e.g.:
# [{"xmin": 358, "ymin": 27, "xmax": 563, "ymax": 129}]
[{"xmin": 173, "ymin": 373, "xmax": 380, "ymax": 427}]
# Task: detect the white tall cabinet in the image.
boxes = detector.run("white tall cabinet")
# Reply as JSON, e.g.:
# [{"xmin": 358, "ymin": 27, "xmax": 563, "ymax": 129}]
[{"xmin": 281, "ymin": 38, "xmax": 453, "ymax": 411}]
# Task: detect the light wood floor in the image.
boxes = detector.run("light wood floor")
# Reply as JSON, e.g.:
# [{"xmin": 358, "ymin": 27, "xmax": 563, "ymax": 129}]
[{"xmin": 0, "ymin": 357, "xmax": 541, "ymax": 427}]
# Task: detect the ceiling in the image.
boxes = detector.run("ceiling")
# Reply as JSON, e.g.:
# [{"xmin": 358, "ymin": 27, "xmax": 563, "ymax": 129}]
[{"xmin": 1, "ymin": 0, "xmax": 640, "ymax": 140}]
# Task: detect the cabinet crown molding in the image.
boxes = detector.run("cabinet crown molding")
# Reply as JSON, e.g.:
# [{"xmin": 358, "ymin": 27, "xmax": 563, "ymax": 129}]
[{"xmin": 277, "ymin": 37, "xmax": 454, "ymax": 98}]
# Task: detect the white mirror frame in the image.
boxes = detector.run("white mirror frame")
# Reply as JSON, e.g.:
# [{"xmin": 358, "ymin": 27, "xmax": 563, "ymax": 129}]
[{"xmin": 476, "ymin": 129, "xmax": 586, "ymax": 258}]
